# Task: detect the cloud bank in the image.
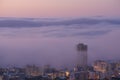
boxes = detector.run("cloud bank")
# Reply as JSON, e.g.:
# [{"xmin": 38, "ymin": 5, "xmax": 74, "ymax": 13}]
[{"xmin": 0, "ymin": 17, "xmax": 120, "ymax": 28}]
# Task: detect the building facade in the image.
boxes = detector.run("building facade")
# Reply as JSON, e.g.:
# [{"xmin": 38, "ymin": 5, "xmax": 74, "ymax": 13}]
[{"xmin": 76, "ymin": 43, "xmax": 88, "ymax": 69}]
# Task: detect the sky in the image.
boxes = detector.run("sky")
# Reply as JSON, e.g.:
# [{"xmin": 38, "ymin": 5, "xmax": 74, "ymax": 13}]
[
  {"xmin": 0, "ymin": 0, "xmax": 120, "ymax": 68},
  {"xmin": 0, "ymin": 0, "xmax": 120, "ymax": 18}
]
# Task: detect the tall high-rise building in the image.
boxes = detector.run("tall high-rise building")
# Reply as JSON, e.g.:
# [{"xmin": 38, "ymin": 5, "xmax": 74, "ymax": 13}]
[
  {"xmin": 76, "ymin": 43, "xmax": 88, "ymax": 69},
  {"xmin": 74, "ymin": 43, "xmax": 88, "ymax": 80}
]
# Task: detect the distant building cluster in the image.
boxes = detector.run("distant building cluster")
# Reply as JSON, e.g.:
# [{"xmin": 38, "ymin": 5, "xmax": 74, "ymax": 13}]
[
  {"xmin": 91, "ymin": 60, "xmax": 120, "ymax": 80},
  {"xmin": 0, "ymin": 43, "xmax": 120, "ymax": 80}
]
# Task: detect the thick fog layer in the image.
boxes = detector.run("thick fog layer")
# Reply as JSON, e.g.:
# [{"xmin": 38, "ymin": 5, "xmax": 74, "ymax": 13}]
[{"xmin": 0, "ymin": 17, "xmax": 120, "ymax": 68}]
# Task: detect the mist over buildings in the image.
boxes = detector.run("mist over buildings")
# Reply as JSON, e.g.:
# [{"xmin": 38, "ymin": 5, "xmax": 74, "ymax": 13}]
[{"xmin": 0, "ymin": 17, "xmax": 120, "ymax": 68}]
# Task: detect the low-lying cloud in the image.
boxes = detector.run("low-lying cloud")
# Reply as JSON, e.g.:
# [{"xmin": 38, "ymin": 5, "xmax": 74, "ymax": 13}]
[{"xmin": 0, "ymin": 17, "xmax": 120, "ymax": 28}]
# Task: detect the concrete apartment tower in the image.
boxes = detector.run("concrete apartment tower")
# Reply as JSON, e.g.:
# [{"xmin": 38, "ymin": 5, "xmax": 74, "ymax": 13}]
[{"xmin": 76, "ymin": 43, "xmax": 88, "ymax": 70}]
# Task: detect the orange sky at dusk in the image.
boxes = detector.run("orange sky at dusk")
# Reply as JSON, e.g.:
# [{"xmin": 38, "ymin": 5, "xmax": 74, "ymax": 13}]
[{"xmin": 0, "ymin": 0, "xmax": 120, "ymax": 18}]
